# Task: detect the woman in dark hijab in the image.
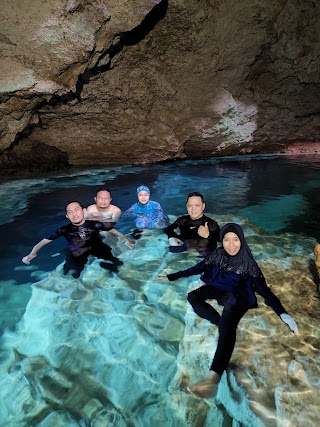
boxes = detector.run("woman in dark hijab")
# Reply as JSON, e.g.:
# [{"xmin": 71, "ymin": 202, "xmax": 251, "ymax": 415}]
[{"xmin": 155, "ymin": 223, "xmax": 298, "ymax": 398}]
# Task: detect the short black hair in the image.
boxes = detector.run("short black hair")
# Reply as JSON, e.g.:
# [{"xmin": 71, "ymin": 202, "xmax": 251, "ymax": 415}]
[
  {"xmin": 96, "ymin": 187, "xmax": 111, "ymax": 197},
  {"xmin": 186, "ymin": 192, "xmax": 204, "ymax": 202},
  {"xmin": 65, "ymin": 200, "xmax": 84, "ymax": 213}
]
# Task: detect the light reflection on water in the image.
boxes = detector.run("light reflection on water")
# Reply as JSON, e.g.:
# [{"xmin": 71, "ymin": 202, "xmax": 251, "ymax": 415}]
[
  {"xmin": 0, "ymin": 154, "xmax": 319, "ymax": 426},
  {"xmin": 1, "ymin": 154, "xmax": 319, "ymax": 285}
]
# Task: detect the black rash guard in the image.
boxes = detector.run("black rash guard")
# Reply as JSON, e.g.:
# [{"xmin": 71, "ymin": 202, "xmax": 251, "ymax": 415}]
[
  {"xmin": 163, "ymin": 214, "xmax": 220, "ymax": 252},
  {"xmin": 46, "ymin": 220, "xmax": 114, "ymax": 256}
]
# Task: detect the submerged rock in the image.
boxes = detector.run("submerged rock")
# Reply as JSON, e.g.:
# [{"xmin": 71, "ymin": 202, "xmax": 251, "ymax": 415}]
[{"xmin": 0, "ymin": 219, "xmax": 319, "ymax": 426}]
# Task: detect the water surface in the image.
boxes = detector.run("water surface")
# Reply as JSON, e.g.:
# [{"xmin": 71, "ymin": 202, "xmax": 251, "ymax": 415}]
[{"xmin": 0, "ymin": 155, "xmax": 319, "ymax": 426}]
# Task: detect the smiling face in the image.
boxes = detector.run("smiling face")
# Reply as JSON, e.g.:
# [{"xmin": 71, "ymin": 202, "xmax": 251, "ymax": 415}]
[
  {"xmin": 186, "ymin": 196, "xmax": 205, "ymax": 220},
  {"xmin": 222, "ymin": 232, "xmax": 241, "ymax": 256},
  {"xmin": 95, "ymin": 190, "xmax": 111, "ymax": 210},
  {"xmin": 138, "ymin": 191, "xmax": 150, "ymax": 204},
  {"xmin": 66, "ymin": 202, "xmax": 85, "ymax": 226}
]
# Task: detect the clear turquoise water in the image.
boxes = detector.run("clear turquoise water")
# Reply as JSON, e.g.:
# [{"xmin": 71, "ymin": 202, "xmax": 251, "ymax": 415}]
[
  {"xmin": 0, "ymin": 154, "xmax": 319, "ymax": 426},
  {"xmin": 1, "ymin": 154, "xmax": 319, "ymax": 282}
]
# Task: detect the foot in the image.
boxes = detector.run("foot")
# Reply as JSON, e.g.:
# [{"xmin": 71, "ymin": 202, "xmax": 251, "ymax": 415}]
[
  {"xmin": 187, "ymin": 372, "xmax": 220, "ymax": 398},
  {"xmin": 71, "ymin": 271, "xmax": 81, "ymax": 278}
]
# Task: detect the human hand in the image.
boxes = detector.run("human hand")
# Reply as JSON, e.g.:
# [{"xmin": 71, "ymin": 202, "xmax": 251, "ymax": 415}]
[
  {"xmin": 22, "ymin": 252, "xmax": 37, "ymax": 264},
  {"xmin": 198, "ymin": 222, "xmax": 210, "ymax": 238},
  {"xmin": 152, "ymin": 276, "xmax": 169, "ymax": 282},
  {"xmin": 125, "ymin": 239, "xmax": 135, "ymax": 249},
  {"xmin": 84, "ymin": 211, "xmax": 97, "ymax": 219},
  {"xmin": 169, "ymin": 237, "xmax": 184, "ymax": 246},
  {"xmin": 280, "ymin": 313, "xmax": 299, "ymax": 334}
]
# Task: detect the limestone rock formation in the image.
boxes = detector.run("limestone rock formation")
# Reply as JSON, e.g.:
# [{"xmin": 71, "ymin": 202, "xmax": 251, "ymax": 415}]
[{"xmin": 1, "ymin": 0, "xmax": 320, "ymax": 175}]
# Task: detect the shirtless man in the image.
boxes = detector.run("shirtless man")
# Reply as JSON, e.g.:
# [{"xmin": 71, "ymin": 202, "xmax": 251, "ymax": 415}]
[
  {"xmin": 22, "ymin": 200, "xmax": 123, "ymax": 277},
  {"xmin": 86, "ymin": 188, "xmax": 134, "ymax": 248}
]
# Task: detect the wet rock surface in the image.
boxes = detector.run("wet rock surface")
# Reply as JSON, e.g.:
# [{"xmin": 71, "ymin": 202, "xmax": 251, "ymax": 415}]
[{"xmin": 1, "ymin": 0, "xmax": 320, "ymax": 175}]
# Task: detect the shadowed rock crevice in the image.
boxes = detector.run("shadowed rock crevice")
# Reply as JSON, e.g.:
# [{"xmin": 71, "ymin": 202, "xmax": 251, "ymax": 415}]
[
  {"xmin": 0, "ymin": 140, "xmax": 69, "ymax": 175},
  {"xmin": 44, "ymin": 0, "xmax": 168, "ymax": 106}
]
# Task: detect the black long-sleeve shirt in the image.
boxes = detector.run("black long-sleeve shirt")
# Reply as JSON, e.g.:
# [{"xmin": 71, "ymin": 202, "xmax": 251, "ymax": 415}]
[
  {"xmin": 168, "ymin": 259, "xmax": 287, "ymax": 315},
  {"xmin": 164, "ymin": 214, "xmax": 220, "ymax": 253}
]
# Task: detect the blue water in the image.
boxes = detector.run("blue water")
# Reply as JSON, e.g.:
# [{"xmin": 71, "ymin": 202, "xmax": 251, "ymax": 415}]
[
  {"xmin": 0, "ymin": 154, "xmax": 319, "ymax": 327},
  {"xmin": 0, "ymin": 154, "xmax": 319, "ymax": 426}
]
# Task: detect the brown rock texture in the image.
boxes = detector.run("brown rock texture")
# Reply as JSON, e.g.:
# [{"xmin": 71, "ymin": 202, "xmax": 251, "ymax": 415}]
[{"xmin": 1, "ymin": 0, "xmax": 320, "ymax": 174}]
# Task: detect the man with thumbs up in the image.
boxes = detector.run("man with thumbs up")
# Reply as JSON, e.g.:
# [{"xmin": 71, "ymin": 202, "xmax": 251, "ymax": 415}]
[{"xmin": 164, "ymin": 192, "xmax": 220, "ymax": 257}]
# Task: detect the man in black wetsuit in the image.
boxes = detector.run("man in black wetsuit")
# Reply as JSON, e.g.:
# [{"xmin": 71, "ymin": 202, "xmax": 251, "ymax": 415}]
[
  {"xmin": 23, "ymin": 200, "xmax": 123, "ymax": 278},
  {"xmin": 163, "ymin": 192, "xmax": 220, "ymax": 257}
]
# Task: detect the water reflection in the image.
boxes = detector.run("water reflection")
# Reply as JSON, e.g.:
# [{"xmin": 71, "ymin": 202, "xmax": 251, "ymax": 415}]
[{"xmin": 0, "ymin": 155, "xmax": 319, "ymax": 426}]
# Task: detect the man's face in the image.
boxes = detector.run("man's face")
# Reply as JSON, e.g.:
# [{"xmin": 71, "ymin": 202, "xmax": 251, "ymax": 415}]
[
  {"xmin": 95, "ymin": 191, "xmax": 111, "ymax": 209},
  {"xmin": 138, "ymin": 191, "xmax": 150, "ymax": 204},
  {"xmin": 186, "ymin": 196, "xmax": 205, "ymax": 220},
  {"xmin": 66, "ymin": 202, "xmax": 85, "ymax": 225}
]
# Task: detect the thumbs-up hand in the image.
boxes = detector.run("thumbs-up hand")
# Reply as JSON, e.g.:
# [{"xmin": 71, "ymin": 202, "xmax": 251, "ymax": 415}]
[{"xmin": 198, "ymin": 222, "xmax": 210, "ymax": 238}]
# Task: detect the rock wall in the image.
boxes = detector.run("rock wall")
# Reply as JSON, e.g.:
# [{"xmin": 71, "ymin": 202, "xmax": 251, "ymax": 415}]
[{"xmin": 1, "ymin": 0, "xmax": 320, "ymax": 174}]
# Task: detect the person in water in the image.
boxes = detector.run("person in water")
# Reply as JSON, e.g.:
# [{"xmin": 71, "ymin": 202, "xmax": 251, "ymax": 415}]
[
  {"xmin": 123, "ymin": 185, "xmax": 169, "ymax": 230},
  {"xmin": 163, "ymin": 192, "xmax": 220, "ymax": 256},
  {"xmin": 86, "ymin": 187, "xmax": 134, "ymax": 248},
  {"xmin": 155, "ymin": 223, "xmax": 298, "ymax": 398},
  {"xmin": 22, "ymin": 200, "xmax": 123, "ymax": 278}
]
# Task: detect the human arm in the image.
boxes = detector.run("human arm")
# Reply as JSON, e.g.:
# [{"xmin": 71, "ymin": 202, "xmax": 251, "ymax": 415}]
[
  {"xmin": 163, "ymin": 217, "xmax": 182, "ymax": 239},
  {"xmin": 122, "ymin": 204, "xmax": 139, "ymax": 217},
  {"xmin": 153, "ymin": 259, "xmax": 207, "ymax": 283},
  {"xmin": 22, "ymin": 239, "xmax": 52, "ymax": 264},
  {"xmin": 253, "ymin": 276, "xmax": 298, "ymax": 334},
  {"xmin": 167, "ymin": 259, "xmax": 207, "ymax": 281},
  {"xmin": 85, "ymin": 207, "xmax": 121, "ymax": 223},
  {"xmin": 207, "ymin": 218, "xmax": 220, "ymax": 243},
  {"xmin": 148, "ymin": 202, "xmax": 169, "ymax": 228},
  {"xmin": 85, "ymin": 211, "xmax": 113, "ymax": 221},
  {"xmin": 153, "ymin": 275, "xmax": 169, "ymax": 282},
  {"xmin": 109, "ymin": 228, "xmax": 135, "ymax": 248}
]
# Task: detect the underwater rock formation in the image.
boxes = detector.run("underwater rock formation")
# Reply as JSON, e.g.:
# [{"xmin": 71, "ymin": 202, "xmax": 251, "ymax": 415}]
[
  {"xmin": 0, "ymin": 219, "xmax": 319, "ymax": 426},
  {"xmin": 1, "ymin": 0, "xmax": 320, "ymax": 174}
]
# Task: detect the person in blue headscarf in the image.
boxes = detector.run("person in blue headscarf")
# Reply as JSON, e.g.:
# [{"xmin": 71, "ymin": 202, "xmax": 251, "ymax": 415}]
[
  {"xmin": 123, "ymin": 185, "xmax": 169, "ymax": 230},
  {"xmin": 154, "ymin": 223, "xmax": 299, "ymax": 398}
]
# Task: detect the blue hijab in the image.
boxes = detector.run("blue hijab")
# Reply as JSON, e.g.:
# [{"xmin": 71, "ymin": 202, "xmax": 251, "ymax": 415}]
[{"xmin": 137, "ymin": 185, "xmax": 151, "ymax": 208}]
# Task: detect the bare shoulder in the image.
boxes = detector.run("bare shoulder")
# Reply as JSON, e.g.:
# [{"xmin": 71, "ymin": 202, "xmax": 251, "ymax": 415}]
[
  {"xmin": 86, "ymin": 204, "xmax": 98, "ymax": 212},
  {"xmin": 109, "ymin": 204, "xmax": 122, "ymax": 214}
]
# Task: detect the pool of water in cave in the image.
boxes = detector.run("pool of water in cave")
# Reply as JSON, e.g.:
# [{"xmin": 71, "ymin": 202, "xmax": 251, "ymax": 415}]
[{"xmin": 0, "ymin": 154, "xmax": 319, "ymax": 426}]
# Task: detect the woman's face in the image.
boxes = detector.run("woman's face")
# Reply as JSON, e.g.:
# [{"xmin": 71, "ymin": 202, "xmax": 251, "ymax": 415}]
[
  {"xmin": 138, "ymin": 191, "xmax": 150, "ymax": 204},
  {"xmin": 222, "ymin": 232, "xmax": 241, "ymax": 256}
]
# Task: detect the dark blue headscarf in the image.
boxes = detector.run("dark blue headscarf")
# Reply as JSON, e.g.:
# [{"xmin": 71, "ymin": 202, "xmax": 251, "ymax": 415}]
[{"xmin": 206, "ymin": 223, "xmax": 262, "ymax": 278}]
